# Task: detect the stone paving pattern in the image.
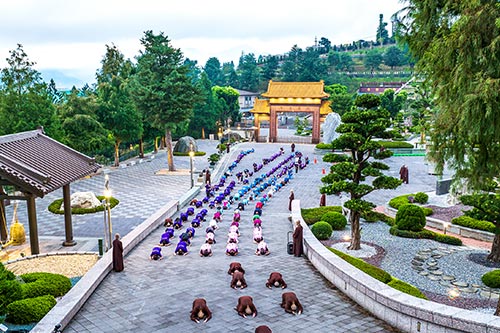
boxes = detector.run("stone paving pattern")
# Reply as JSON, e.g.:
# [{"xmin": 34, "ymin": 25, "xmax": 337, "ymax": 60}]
[{"xmin": 63, "ymin": 142, "xmax": 407, "ymax": 333}]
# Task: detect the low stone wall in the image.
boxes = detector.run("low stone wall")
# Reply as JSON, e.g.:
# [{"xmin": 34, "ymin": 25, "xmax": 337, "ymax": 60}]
[
  {"xmin": 385, "ymin": 206, "xmax": 494, "ymax": 243},
  {"xmin": 32, "ymin": 199, "xmax": 180, "ymax": 333},
  {"xmin": 292, "ymin": 200, "xmax": 500, "ymax": 333}
]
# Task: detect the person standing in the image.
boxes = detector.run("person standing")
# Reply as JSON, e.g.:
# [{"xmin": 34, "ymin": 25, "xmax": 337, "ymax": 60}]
[
  {"xmin": 288, "ymin": 190, "xmax": 295, "ymax": 211},
  {"xmin": 319, "ymin": 193, "xmax": 326, "ymax": 207},
  {"xmin": 112, "ymin": 233, "xmax": 124, "ymax": 272},
  {"xmin": 205, "ymin": 169, "xmax": 211, "ymax": 185},
  {"xmin": 292, "ymin": 220, "xmax": 304, "ymax": 257},
  {"xmin": 291, "ymin": 143, "xmax": 295, "ymax": 153},
  {"xmin": 399, "ymin": 165, "xmax": 409, "ymax": 184}
]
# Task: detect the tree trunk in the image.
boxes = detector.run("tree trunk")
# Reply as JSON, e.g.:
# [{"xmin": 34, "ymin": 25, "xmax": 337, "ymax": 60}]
[
  {"xmin": 495, "ymin": 297, "xmax": 500, "ymax": 316},
  {"xmin": 488, "ymin": 234, "xmax": 500, "ymax": 262},
  {"xmin": 201, "ymin": 127, "xmax": 205, "ymax": 139},
  {"xmin": 160, "ymin": 136, "xmax": 166, "ymax": 149},
  {"xmin": 348, "ymin": 210, "xmax": 361, "ymax": 250},
  {"xmin": 113, "ymin": 140, "xmax": 121, "ymax": 167},
  {"xmin": 165, "ymin": 129, "xmax": 175, "ymax": 171},
  {"xmin": 154, "ymin": 137, "xmax": 159, "ymax": 153},
  {"xmin": 139, "ymin": 138, "xmax": 144, "ymax": 158}
]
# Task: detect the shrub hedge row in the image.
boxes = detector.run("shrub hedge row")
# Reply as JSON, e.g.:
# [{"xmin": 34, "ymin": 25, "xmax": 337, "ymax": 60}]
[
  {"xmin": 0, "ymin": 280, "xmax": 23, "ymax": 315},
  {"xmin": 451, "ymin": 216, "xmax": 496, "ymax": 234},
  {"xmin": 315, "ymin": 141, "xmax": 414, "ymax": 150},
  {"xmin": 21, "ymin": 272, "xmax": 72, "ymax": 299},
  {"xmin": 328, "ymin": 248, "xmax": 427, "ymax": 299},
  {"xmin": 389, "ymin": 226, "xmax": 462, "ymax": 245},
  {"xmin": 360, "ymin": 211, "xmax": 395, "ymax": 226},
  {"xmin": 173, "ymin": 151, "xmax": 206, "ymax": 156},
  {"xmin": 6, "ymin": 295, "xmax": 57, "ymax": 324},
  {"xmin": 48, "ymin": 195, "xmax": 120, "ymax": 215},
  {"xmin": 301, "ymin": 206, "xmax": 343, "ymax": 225}
]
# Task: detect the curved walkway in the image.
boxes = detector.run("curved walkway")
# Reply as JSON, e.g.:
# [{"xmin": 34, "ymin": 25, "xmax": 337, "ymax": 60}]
[{"xmin": 65, "ymin": 143, "xmax": 400, "ymax": 333}]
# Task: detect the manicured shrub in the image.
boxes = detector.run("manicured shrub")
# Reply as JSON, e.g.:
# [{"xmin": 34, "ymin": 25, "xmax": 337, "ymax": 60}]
[
  {"xmin": 0, "ymin": 262, "xmax": 15, "ymax": 281},
  {"xmin": 482, "ymin": 270, "xmax": 500, "ymax": 288},
  {"xmin": 311, "ymin": 221, "xmax": 333, "ymax": 240},
  {"xmin": 315, "ymin": 142, "xmax": 333, "ymax": 150},
  {"xmin": 48, "ymin": 196, "xmax": 119, "ymax": 215},
  {"xmin": 422, "ymin": 207, "xmax": 433, "ymax": 216},
  {"xmin": 414, "ymin": 192, "xmax": 429, "ymax": 204},
  {"xmin": 328, "ymin": 248, "xmax": 392, "ymax": 283},
  {"xmin": 378, "ymin": 141, "xmax": 414, "ymax": 149},
  {"xmin": 0, "ymin": 279, "xmax": 23, "ymax": 315},
  {"xmin": 452, "ymin": 216, "xmax": 495, "ymax": 233},
  {"xmin": 388, "ymin": 278, "xmax": 428, "ymax": 299},
  {"xmin": 21, "ymin": 272, "xmax": 71, "ymax": 299},
  {"xmin": 321, "ymin": 212, "xmax": 347, "ymax": 230},
  {"xmin": 395, "ymin": 204, "xmax": 426, "ymax": 232},
  {"xmin": 360, "ymin": 211, "xmax": 394, "ymax": 225},
  {"xmin": 389, "ymin": 226, "xmax": 462, "ymax": 245},
  {"xmin": 6, "ymin": 295, "xmax": 56, "ymax": 324},
  {"xmin": 388, "ymin": 195, "xmax": 411, "ymax": 209},
  {"xmin": 301, "ymin": 206, "xmax": 343, "ymax": 225}
]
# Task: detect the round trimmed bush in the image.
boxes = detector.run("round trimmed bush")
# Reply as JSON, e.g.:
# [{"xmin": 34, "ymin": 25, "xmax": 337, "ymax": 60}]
[
  {"xmin": 414, "ymin": 192, "xmax": 429, "ymax": 204},
  {"xmin": 0, "ymin": 279, "xmax": 23, "ymax": 315},
  {"xmin": 395, "ymin": 204, "xmax": 426, "ymax": 232},
  {"xmin": 0, "ymin": 262, "xmax": 15, "ymax": 281},
  {"xmin": 311, "ymin": 221, "xmax": 333, "ymax": 240},
  {"xmin": 20, "ymin": 272, "xmax": 71, "ymax": 299},
  {"xmin": 6, "ymin": 295, "xmax": 56, "ymax": 324},
  {"xmin": 482, "ymin": 270, "xmax": 500, "ymax": 288},
  {"xmin": 321, "ymin": 212, "xmax": 347, "ymax": 230}
]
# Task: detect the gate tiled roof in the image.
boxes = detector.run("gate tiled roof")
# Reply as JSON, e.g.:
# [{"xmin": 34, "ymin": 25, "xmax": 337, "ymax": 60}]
[
  {"xmin": 0, "ymin": 129, "xmax": 101, "ymax": 197},
  {"xmin": 261, "ymin": 80, "xmax": 329, "ymax": 98}
]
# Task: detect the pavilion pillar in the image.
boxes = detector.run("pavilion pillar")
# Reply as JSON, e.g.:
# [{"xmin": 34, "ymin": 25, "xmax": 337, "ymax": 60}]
[
  {"xmin": 0, "ymin": 198, "xmax": 7, "ymax": 242},
  {"xmin": 312, "ymin": 107, "xmax": 321, "ymax": 144},
  {"xmin": 62, "ymin": 184, "xmax": 76, "ymax": 246},
  {"xmin": 253, "ymin": 115, "xmax": 261, "ymax": 142},
  {"xmin": 269, "ymin": 107, "xmax": 277, "ymax": 142},
  {"xmin": 26, "ymin": 194, "xmax": 40, "ymax": 255}
]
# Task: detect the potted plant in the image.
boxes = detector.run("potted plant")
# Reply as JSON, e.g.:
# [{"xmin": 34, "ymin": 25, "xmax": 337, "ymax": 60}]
[{"xmin": 208, "ymin": 153, "xmax": 220, "ymax": 166}]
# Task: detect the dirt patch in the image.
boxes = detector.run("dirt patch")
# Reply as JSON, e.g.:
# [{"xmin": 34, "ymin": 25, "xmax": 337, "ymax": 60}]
[{"xmin": 5, "ymin": 254, "xmax": 99, "ymax": 278}]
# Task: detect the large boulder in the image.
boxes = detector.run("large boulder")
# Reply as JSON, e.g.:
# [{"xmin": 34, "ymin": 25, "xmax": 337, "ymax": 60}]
[
  {"xmin": 174, "ymin": 136, "xmax": 198, "ymax": 153},
  {"xmin": 65, "ymin": 192, "xmax": 102, "ymax": 210}
]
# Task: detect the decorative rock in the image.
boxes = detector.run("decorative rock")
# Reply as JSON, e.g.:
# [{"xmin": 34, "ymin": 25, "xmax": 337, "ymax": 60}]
[
  {"xmin": 419, "ymin": 271, "xmax": 429, "ymax": 276},
  {"xmin": 322, "ymin": 113, "xmax": 342, "ymax": 144},
  {"xmin": 428, "ymin": 275, "xmax": 441, "ymax": 281},
  {"xmin": 480, "ymin": 291, "xmax": 493, "ymax": 298},
  {"xmin": 413, "ymin": 255, "xmax": 428, "ymax": 262},
  {"xmin": 429, "ymin": 270, "xmax": 443, "ymax": 276},
  {"xmin": 442, "ymin": 275, "xmax": 456, "ymax": 281},
  {"xmin": 412, "ymin": 266, "xmax": 424, "ymax": 272},
  {"xmin": 452, "ymin": 281, "xmax": 469, "ymax": 288},
  {"xmin": 427, "ymin": 266, "xmax": 439, "ymax": 271},
  {"xmin": 173, "ymin": 136, "xmax": 198, "ymax": 153},
  {"xmin": 64, "ymin": 192, "xmax": 102, "ymax": 210},
  {"xmin": 439, "ymin": 280, "xmax": 451, "ymax": 287},
  {"xmin": 460, "ymin": 287, "xmax": 478, "ymax": 294},
  {"xmin": 427, "ymin": 262, "xmax": 438, "ymax": 267},
  {"xmin": 431, "ymin": 254, "xmax": 443, "ymax": 259},
  {"xmin": 472, "ymin": 284, "xmax": 482, "ymax": 289},
  {"xmin": 411, "ymin": 260, "xmax": 423, "ymax": 266}
]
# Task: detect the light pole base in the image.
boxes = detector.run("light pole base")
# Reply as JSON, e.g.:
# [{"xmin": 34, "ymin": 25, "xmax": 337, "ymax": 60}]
[{"xmin": 62, "ymin": 240, "xmax": 77, "ymax": 247}]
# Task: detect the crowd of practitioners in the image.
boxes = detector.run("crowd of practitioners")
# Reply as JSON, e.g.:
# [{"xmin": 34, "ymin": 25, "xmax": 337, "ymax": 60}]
[{"xmin": 148, "ymin": 144, "xmax": 309, "ymax": 331}]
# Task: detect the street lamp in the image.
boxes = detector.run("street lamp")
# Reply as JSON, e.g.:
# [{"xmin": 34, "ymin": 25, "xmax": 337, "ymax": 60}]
[
  {"xmin": 103, "ymin": 174, "xmax": 113, "ymax": 248},
  {"xmin": 189, "ymin": 143, "xmax": 195, "ymax": 188}
]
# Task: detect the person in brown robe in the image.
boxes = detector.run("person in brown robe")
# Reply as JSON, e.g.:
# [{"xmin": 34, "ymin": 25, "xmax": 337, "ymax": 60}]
[
  {"xmin": 399, "ymin": 165, "xmax": 409, "ymax": 184},
  {"xmin": 255, "ymin": 326, "xmax": 272, "ymax": 333},
  {"xmin": 292, "ymin": 220, "xmax": 303, "ymax": 257},
  {"xmin": 205, "ymin": 169, "xmax": 211, "ymax": 185},
  {"xmin": 112, "ymin": 233, "xmax": 124, "ymax": 272},
  {"xmin": 319, "ymin": 193, "xmax": 326, "ymax": 207},
  {"xmin": 288, "ymin": 190, "xmax": 294, "ymax": 211}
]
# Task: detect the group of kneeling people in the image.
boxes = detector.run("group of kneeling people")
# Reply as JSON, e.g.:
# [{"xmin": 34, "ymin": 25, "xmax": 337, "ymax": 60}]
[{"xmin": 190, "ymin": 261, "xmax": 303, "ymax": 331}]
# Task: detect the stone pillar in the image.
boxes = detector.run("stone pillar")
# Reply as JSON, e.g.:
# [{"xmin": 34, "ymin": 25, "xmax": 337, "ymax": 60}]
[
  {"xmin": 312, "ymin": 107, "xmax": 321, "ymax": 144},
  {"xmin": 269, "ymin": 107, "xmax": 277, "ymax": 142},
  {"xmin": 26, "ymin": 194, "xmax": 39, "ymax": 255},
  {"xmin": 254, "ymin": 114, "xmax": 261, "ymax": 142},
  {"xmin": 0, "ymin": 198, "xmax": 7, "ymax": 242},
  {"xmin": 62, "ymin": 184, "xmax": 76, "ymax": 246}
]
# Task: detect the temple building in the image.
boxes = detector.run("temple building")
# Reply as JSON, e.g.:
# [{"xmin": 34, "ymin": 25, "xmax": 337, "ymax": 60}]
[{"xmin": 251, "ymin": 81, "xmax": 331, "ymax": 144}]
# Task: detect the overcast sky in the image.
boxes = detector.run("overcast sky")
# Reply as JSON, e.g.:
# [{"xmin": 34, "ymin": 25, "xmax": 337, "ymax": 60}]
[{"xmin": 0, "ymin": 0, "xmax": 404, "ymax": 86}]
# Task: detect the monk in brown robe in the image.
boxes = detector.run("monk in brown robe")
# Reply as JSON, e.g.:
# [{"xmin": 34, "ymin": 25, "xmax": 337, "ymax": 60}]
[
  {"xmin": 281, "ymin": 292, "xmax": 303, "ymax": 315},
  {"xmin": 319, "ymin": 193, "xmax": 326, "ymax": 207},
  {"xmin": 228, "ymin": 262, "xmax": 245, "ymax": 275},
  {"xmin": 255, "ymin": 325, "xmax": 272, "ymax": 333},
  {"xmin": 112, "ymin": 233, "xmax": 124, "ymax": 272},
  {"xmin": 288, "ymin": 190, "xmax": 294, "ymax": 211},
  {"xmin": 231, "ymin": 271, "xmax": 248, "ymax": 289},
  {"xmin": 190, "ymin": 298, "xmax": 212, "ymax": 323},
  {"xmin": 235, "ymin": 296, "xmax": 257, "ymax": 318},
  {"xmin": 292, "ymin": 220, "xmax": 303, "ymax": 257},
  {"xmin": 266, "ymin": 272, "xmax": 287, "ymax": 289}
]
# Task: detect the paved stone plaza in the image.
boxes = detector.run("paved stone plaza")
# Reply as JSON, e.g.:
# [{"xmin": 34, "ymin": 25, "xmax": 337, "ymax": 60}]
[{"xmin": 5, "ymin": 140, "xmax": 452, "ymax": 332}]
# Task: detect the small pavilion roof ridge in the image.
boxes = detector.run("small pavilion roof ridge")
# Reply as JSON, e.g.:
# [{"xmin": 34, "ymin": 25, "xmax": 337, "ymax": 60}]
[
  {"xmin": 0, "ymin": 128, "xmax": 101, "ymax": 197},
  {"xmin": 261, "ymin": 80, "xmax": 330, "ymax": 99}
]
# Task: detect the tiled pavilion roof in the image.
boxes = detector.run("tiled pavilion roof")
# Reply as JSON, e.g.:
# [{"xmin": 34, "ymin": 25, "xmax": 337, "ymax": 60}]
[
  {"xmin": 0, "ymin": 129, "xmax": 101, "ymax": 197},
  {"xmin": 261, "ymin": 80, "xmax": 329, "ymax": 99}
]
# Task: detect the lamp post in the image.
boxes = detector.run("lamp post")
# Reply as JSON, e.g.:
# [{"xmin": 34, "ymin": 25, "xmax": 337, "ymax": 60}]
[
  {"xmin": 103, "ymin": 174, "xmax": 113, "ymax": 248},
  {"xmin": 189, "ymin": 143, "xmax": 195, "ymax": 188}
]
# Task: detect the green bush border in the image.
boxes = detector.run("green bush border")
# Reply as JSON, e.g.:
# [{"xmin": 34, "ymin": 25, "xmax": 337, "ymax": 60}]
[
  {"xmin": 328, "ymin": 248, "xmax": 427, "ymax": 299},
  {"xmin": 452, "ymin": 216, "xmax": 495, "ymax": 234},
  {"xmin": 388, "ymin": 193, "xmax": 432, "ymax": 216},
  {"xmin": 361, "ymin": 211, "xmax": 395, "ymax": 226},
  {"xmin": 482, "ymin": 270, "xmax": 500, "ymax": 288},
  {"xmin": 301, "ymin": 206, "xmax": 343, "ymax": 225},
  {"xmin": 315, "ymin": 141, "xmax": 413, "ymax": 150},
  {"xmin": 48, "ymin": 195, "xmax": 119, "ymax": 215},
  {"xmin": 389, "ymin": 226, "xmax": 462, "ymax": 245},
  {"xmin": 173, "ymin": 151, "xmax": 206, "ymax": 156},
  {"xmin": 20, "ymin": 272, "xmax": 71, "ymax": 299},
  {"xmin": 6, "ymin": 295, "xmax": 56, "ymax": 324}
]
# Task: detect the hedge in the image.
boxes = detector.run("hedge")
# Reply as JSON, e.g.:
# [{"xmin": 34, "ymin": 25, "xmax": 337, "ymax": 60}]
[
  {"xmin": 321, "ymin": 212, "xmax": 347, "ymax": 230},
  {"xmin": 389, "ymin": 194, "xmax": 432, "ymax": 216},
  {"xmin": 482, "ymin": 270, "xmax": 500, "ymax": 288},
  {"xmin": 173, "ymin": 151, "xmax": 206, "ymax": 156},
  {"xmin": 388, "ymin": 278, "xmax": 427, "ymax": 299},
  {"xmin": 48, "ymin": 195, "xmax": 120, "ymax": 215},
  {"xmin": 329, "ymin": 248, "xmax": 392, "ymax": 283},
  {"xmin": 361, "ymin": 211, "xmax": 395, "ymax": 226},
  {"xmin": 21, "ymin": 272, "xmax": 72, "ymax": 299},
  {"xmin": 301, "ymin": 206, "xmax": 343, "ymax": 225},
  {"xmin": 315, "ymin": 143, "xmax": 333, "ymax": 150},
  {"xmin": 6, "ymin": 295, "xmax": 56, "ymax": 324},
  {"xmin": 452, "ymin": 216, "xmax": 495, "ymax": 234},
  {"xmin": 395, "ymin": 204, "xmax": 426, "ymax": 232},
  {"xmin": 311, "ymin": 221, "xmax": 333, "ymax": 240},
  {"xmin": 0, "ymin": 262, "xmax": 15, "ymax": 281},
  {"xmin": 0, "ymin": 280, "xmax": 23, "ymax": 315},
  {"xmin": 389, "ymin": 226, "xmax": 462, "ymax": 245},
  {"xmin": 414, "ymin": 192, "xmax": 429, "ymax": 204},
  {"xmin": 378, "ymin": 141, "xmax": 414, "ymax": 149}
]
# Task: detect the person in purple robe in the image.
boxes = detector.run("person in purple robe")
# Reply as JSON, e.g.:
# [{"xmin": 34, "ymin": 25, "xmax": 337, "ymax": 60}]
[
  {"xmin": 150, "ymin": 246, "xmax": 163, "ymax": 260},
  {"xmin": 175, "ymin": 241, "xmax": 189, "ymax": 255},
  {"xmin": 159, "ymin": 232, "xmax": 172, "ymax": 246}
]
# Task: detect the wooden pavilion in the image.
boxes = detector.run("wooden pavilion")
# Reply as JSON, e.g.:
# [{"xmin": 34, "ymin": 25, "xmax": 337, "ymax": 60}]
[
  {"xmin": 0, "ymin": 128, "xmax": 101, "ymax": 254},
  {"xmin": 251, "ymin": 81, "xmax": 331, "ymax": 144}
]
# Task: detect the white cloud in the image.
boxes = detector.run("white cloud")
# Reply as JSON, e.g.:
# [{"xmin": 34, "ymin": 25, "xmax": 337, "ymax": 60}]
[{"xmin": 0, "ymin": 0, "xmax": 404, "ymax": 85}]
